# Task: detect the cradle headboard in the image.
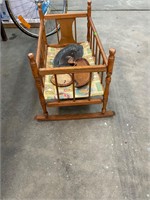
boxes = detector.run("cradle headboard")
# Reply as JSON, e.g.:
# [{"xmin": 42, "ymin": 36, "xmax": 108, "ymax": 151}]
[
  {"xmin": 38, "ymin": 1, "xmax": 107, "ymax": 65},
  {"xmin": 38, "ymin": 1, "xmax": 91, "ymax": 44}
]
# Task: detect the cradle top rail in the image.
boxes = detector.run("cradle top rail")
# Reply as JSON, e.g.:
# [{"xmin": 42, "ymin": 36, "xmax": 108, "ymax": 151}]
[
  {"xmin": 39, "ymin": 65, "xmax": 106, "ymax": 76},
  {"xmin": 44, "ymin": 12, "xmax": 88, "ymax": 20}
]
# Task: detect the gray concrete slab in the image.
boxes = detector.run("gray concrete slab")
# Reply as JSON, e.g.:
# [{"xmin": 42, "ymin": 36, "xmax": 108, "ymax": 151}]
[
  {"xmin": 68, "ymin": 0, "xmax": 150, "ymax": 10},
  {"xmin": 1, "ymin": 1, "xmax": 150, "ymax": 199}
]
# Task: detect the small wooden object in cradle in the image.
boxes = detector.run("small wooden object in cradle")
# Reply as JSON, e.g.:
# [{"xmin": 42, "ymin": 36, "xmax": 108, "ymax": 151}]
[
  {"xmin": 68, "ymin": 57, "xmax": 90, "ymax": 88},
  {"xmin": 50, "ymin": 74, "xmax": 73, "ymax": 87}
]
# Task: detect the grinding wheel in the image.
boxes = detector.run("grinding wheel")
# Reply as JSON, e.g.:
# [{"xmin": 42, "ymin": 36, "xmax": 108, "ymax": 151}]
[{"xmin": 53, "ymin": 44, "xmax": 83, "ymax": 67}]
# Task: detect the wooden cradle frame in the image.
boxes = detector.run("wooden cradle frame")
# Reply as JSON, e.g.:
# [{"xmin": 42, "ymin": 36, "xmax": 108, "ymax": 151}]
[{"xmin": 28, "ymin": 0, "xmax": 116, "ymax": 121}]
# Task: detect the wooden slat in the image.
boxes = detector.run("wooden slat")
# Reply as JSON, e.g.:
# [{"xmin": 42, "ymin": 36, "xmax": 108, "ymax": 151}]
[
  {"xmin": 35, "ymin": 111, "xmax": 115, "ymax": 121},
  {"xmin": 57, "ymin": 18, "xmax": 76, "ymax": 44},
  {"xmin": 46, "ymin": 98, "xmax": 103, "ymax": 107},
  {"xmin": 39, "ymin": 65, "xmax": 106, "ymax": 75},
  {"xmin": 44, "ymin": 12, "xmax": 87, "ymax": 20}
]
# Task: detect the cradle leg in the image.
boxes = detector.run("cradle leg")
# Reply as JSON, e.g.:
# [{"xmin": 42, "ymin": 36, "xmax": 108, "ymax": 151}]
[
  {"xmin": 102, "ymin": 48, "xmax": 116, "ymax": 114},
  {"xmin": 28, "ymin": 53, "xmax": 48, "ymax": 119}
]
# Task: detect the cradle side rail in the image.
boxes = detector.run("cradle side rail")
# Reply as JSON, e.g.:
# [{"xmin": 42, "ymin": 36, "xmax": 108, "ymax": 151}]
[
  {"xmin": 28, "ymin": 47, "xmax": 115, "ymax": 121},
  {"xmin": 39, "ymin": 64, "xmax": 106, "ymax": 107}
]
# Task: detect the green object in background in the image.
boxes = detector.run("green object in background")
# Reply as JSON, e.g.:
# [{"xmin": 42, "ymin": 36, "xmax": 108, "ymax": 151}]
[{"xmin": 94, "ymin": 32, "xmax": 97, "ymax": 36}]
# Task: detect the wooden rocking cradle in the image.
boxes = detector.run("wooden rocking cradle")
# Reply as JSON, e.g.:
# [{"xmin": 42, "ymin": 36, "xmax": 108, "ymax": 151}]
[{"xmin": 28, "ymin": 0, "xmax": 116, "ymax": 121}]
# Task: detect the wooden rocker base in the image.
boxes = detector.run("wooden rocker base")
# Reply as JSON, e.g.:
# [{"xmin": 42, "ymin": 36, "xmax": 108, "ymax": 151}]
[{"xmin": 35, "ymin": 111, "xmax": 115, "ymax": 121}]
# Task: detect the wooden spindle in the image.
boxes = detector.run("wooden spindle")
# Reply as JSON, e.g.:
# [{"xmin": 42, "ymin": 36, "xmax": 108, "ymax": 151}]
[
  {"xmin": 54, "ymin": 74, "xmax": 60, "ymax": 102},
  {"xmin": 74, "ymin": 18, "xmax": 77, "ymax": 42},
  {"xmin": 101, "ymin": 72, "xmax": 104, "ymax": 84},
  {"xmin": 88, "ymin": 72, "xmax": 92, "ymax": 100},
  {"xmin": 98, "ymin": 49, "xmax": 101, "ymax": 64},
  {"xmin": 92, "ymin": 34, "xmax": 95, "ymax": 56},
  {"xmin": 95, "ymin": 43, "xmax": 98, "ymax": 64},
  {"xmin": 72, "ymin": 73, "xmax": 75, "ymax": 101},
  {"xmin": 90, "ymin": 28, "xmax": 92, "ymax": 49}
]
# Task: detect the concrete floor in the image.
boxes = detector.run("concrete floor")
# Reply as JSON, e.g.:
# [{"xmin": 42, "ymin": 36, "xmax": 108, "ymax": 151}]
[{"xmin": 1, "ymin": 0, "xmax": 150, "ymax": 199}]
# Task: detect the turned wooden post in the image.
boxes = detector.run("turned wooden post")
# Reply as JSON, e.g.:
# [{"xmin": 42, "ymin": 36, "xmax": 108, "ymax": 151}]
[
  {"xmin": 102, "ymin": 48, "xmax": 116, "ymax": 114},
  {"xmin": 38, "ymin": 3, "xmax": 44, "ymax": 21},
  {"xmin": 28, "ymin": 53, "xmax": 48, "ymax": 117},
  {"xmin": 87, "ymin": 0, "xmax": 92, "ymax": 42},
  {"xmin": 38, "ymin": 3, "xmax": 47, "ymax": 45}
]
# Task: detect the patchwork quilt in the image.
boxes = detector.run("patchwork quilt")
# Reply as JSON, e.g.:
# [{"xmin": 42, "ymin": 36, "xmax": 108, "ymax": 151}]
[{"xmin": 44, "ymin": 42, "xmax": 104, "ymax": 101}]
